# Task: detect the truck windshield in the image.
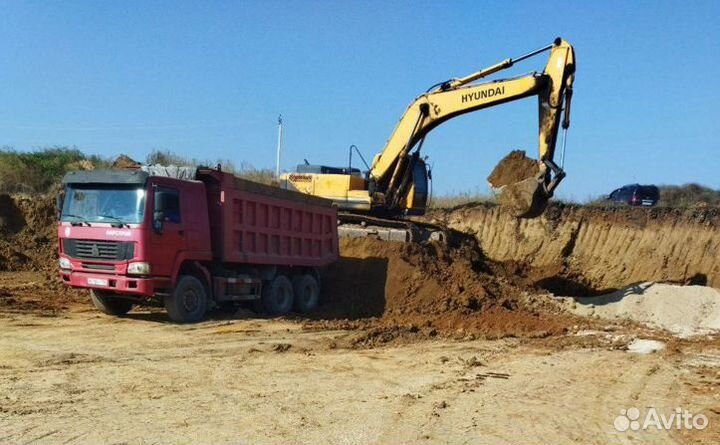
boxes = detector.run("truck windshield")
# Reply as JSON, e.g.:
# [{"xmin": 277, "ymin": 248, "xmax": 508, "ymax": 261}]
[{"xmin": 61, "ymin": 185, "xmax": 146, "ymax": 225}]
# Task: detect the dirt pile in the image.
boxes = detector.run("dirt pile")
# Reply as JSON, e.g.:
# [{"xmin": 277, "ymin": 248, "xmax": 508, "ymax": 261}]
[
  {"xmin": 112, "ymin": 154, "xmax": 141, "ymax": 169},
  {"xmin": 487, "ymin": 150, "xmax": 540, "ymax": 187},
  {"xmin": 0, "ymin": 194, "xmax": 25, "ymax": 233},
  {"xmin": 0, "ymin": 194, "xmax": 58, "ymax": 273},
  {"xmin": 427, "ymin": 203, "xmax": 720, "ymax": 293},
  {"xmin": 314, "ymin": 237, "xmax": 581, "ymax": 344},
  {"xmin": 0, "ymin": 194, "xmax": 84, "ymax": 309},
  {"xmin": 564, "ymin": 283, "xmax": 720, "ymax": 338}
]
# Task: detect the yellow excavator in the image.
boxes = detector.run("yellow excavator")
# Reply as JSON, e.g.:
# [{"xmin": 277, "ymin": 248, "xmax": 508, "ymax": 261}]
[{"xmin": 281, "ymin": 38, "xmax": 576, "ymax": 241}]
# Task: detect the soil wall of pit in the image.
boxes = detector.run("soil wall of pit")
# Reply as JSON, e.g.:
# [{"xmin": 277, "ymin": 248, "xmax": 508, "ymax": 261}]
[{"xmin": 426, "ymin": 204, "xmax": 720, "ymax": 292}]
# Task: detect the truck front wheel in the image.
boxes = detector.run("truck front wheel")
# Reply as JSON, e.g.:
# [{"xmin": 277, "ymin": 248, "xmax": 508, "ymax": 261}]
[
  {"xmin": 261, "ymin": 275, "xmax": 294, "ymax": 316},
  {"xmin": 90, "ymin": 290, "xmax": 133, "ymax": 316},
  {"xmin": 165, "ymin": 275, "xmax": 208, "ymax": 323},
  {"xmin": 292, "ymin": 274, "xmax": 319, "ymax": 313}
]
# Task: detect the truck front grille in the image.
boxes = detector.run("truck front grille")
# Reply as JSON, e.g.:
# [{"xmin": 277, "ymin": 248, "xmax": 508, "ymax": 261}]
[{"xmin": 63, "ymin": 239, "xmax": 135, "ymax": 261}]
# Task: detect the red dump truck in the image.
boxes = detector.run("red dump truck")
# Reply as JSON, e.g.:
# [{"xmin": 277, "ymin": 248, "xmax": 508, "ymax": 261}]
[{"xmin": 57, "ymin": 166, "xmax": 338, "ymax": 322}]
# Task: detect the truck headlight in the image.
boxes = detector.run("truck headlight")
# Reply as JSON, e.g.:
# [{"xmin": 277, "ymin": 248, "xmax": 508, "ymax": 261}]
[
  {"xmin": 127, "ymin": 262, "xmax": 151, "ymax": 275},
  {"xmin": 59, "ymin": 257, "xmax": 72, "ymax": 270}
]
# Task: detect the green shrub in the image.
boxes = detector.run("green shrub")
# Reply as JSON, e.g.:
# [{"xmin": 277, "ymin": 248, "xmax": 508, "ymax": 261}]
[
  {"xmin": 428, "ymin": 189, "xmax": 495, "ymax": 209},
  {"xmin": 659, "ymin": 184, "xmax": 720, "ymax": 207},
  {"xmin": 0, "ymin": 146, "xmax": 105, "ymax": 193}
]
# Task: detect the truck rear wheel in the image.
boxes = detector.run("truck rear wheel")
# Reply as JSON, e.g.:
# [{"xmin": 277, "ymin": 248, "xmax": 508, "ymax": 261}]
[
  {"xmin": 292, "ymin": 274, "xmax": 319, "ymax": 313},
  {"xmin": 261, "ymin": 275, "xmax": 293, "ymax": 316},
  {"xmin": 90, "ymin": 290, "xmax": 133, "ymax": 316},
  {"xmin": 164, "ymin": 275, "xmax": 208, "ymax": 323}
]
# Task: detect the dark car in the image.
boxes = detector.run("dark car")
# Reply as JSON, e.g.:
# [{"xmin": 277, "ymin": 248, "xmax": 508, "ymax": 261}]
[{"xmin": 608, "ymin": 184, "xmax": 659, "ymax": 206}]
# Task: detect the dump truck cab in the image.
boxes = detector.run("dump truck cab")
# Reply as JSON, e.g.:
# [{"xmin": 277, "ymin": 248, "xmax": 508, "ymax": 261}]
[{"xmin": 59, "ymin": 169, "xmax": 210, "ymax": 298}]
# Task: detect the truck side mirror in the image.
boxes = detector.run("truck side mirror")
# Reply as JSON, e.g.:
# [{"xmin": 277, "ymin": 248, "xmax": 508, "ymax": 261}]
[
  {"xmin": 153, "ymin": 189, "xmax": 167, "ymax": 233},
  {"xmin": 55, "ymin": 191, "xmax": 65, "ymax": 220},
  {"xmin": 153, "ymin": 210, "xmax": 165, "ymax": 233}
]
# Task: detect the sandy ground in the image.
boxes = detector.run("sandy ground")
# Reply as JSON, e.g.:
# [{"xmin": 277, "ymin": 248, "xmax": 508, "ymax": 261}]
[
  {"xmin": 1, "ymin": 308, "xmax": 719, "ymax": 445},
  {"xmin": 565, "ymin": 283, "xmax": 720, "ymax": 338}
]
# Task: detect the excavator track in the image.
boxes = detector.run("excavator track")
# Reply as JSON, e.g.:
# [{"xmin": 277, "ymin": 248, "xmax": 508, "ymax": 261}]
[{"xmin": 337, "ymin": 212, "xmax": 448, "ymax": 243}]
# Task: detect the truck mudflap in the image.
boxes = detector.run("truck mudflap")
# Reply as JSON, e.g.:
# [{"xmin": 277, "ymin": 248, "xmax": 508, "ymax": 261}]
[{"xmin": 60, "ymin": 271, "xmax": 155, "ymax": 295}]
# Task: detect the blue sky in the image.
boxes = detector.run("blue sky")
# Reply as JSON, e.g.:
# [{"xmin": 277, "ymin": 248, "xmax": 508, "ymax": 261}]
[{"xmin": 1, "ymin": 0, "xmax": 718, "ymax": 200}]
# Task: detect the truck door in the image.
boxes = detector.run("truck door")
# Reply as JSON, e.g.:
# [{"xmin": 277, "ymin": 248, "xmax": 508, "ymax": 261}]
[{"xmin": 149, "ymin": 185, "xmax": 187, "ymax": 277}]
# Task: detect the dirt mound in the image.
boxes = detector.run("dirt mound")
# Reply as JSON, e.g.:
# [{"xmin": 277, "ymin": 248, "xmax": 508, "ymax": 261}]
[
  {"xmin": 313, "ymin": 238, "xmax": 581, "ymax": 344},
  {"xmin": 487, "ymin": 150, "xmax": 539, "ymax": 187},
  {"xmin": 0, "ymin": 194, "xmax": 25, "ymax": 234},
  {"xmin": 112, "ymin": 154, "xmax": 141, "ymax": 169},
  {"xmin": 564, "ymin": 283, "xmax": 720, "ymax": 338},
  {"xmin": 0, "ymin": 194, "xmax": 56, "ymax": 272},
  {"xmin": 0, "ymin": 194, "xmax": 86, "ymax": 310},
  {"xmin": 0, "ymin": 194, "xmax": 81, "ymax": 291}
]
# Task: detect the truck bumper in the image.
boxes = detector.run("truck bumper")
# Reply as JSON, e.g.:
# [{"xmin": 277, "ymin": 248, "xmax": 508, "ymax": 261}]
[{"xmin": 60, "ymin": 270, "xmax": 155, "ymax": 296}]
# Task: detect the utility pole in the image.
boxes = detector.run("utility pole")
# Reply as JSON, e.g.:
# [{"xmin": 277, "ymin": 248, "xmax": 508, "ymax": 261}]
[{"xmin": 275, "ymin": 114, "xmax": 283, "ymax": 178}]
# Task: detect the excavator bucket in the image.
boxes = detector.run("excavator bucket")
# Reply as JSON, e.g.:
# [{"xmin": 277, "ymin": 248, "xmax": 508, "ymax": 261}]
[
  {"xmin": 487, "ymin": 150, "xmax": 550, "ymax": 218},
  {"xmin": 493, "ymin": 173, "xmax": 549, "ymax": 218}
]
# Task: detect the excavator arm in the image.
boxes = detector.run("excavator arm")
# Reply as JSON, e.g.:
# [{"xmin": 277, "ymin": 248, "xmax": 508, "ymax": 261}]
[{"xmin": 372, "ymin": 38, "xmax": 575, "ymax": 215}]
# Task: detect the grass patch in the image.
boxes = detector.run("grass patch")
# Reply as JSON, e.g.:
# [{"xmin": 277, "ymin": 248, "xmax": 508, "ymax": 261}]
[{"xmin": 428, "ymin": 189, "xmax": 495, "ymax": 209}]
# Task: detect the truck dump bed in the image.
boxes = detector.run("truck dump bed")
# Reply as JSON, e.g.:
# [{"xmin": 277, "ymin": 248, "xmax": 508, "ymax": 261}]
[{"xmin": 197, "ymin": 168, "xmax": 338, "ymax": 267}]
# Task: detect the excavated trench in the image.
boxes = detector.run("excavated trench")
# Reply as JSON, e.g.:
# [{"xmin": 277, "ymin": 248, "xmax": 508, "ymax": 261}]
[
  {"xmin": 425, "ymin": 203, "xmax": 720, "ymax": 294},
  {"xmin": 312, "ymin": 203, "xmax": 720, "ymax": 343}
]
